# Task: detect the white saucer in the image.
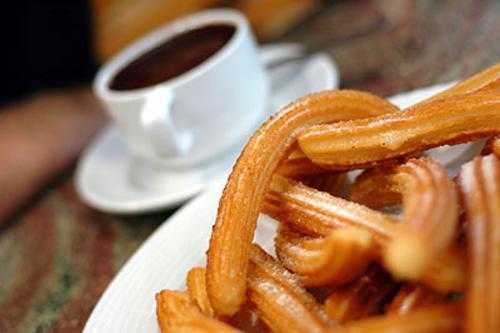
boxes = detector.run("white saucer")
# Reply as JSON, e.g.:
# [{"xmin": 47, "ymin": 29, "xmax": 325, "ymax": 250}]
[{"xmin": 76, "ymin": 43, "xmax": 339, "ymax": 214}]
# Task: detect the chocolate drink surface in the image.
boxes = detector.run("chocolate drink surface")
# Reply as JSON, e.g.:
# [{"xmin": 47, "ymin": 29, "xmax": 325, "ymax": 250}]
[{"xmin": 110, "ymin": 24, "xmax": 235, "ymax": 91}]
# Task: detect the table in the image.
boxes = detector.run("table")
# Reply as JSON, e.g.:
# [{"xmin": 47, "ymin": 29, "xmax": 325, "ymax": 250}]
[{"xmin": 1, "ymin": 0, "xmax": 500, "ymax": 331}]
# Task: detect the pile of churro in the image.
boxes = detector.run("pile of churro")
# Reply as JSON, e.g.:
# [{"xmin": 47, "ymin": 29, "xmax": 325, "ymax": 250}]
[{"xmin": 155, "ymin": 64, "xmax": 500, "ymax": 333}]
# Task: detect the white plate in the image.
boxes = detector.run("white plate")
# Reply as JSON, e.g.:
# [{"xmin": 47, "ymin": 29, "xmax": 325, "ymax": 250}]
[
  {"xmin": 84, "ymin": 82, "xmax": 483, "ymax": 332},
  {"xmin": 76, "ymin": 43, "xmax": 339, "ymax": 214}
]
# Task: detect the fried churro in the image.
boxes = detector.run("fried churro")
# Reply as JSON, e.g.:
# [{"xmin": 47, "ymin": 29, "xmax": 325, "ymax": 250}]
[
  {"xmin": 186, "ymin": 267, "xmax": 214, "ymax": 317},
  {"xmin": 264, "ymin": 174, "xmax": 465, "ymax": 293},
  {"xmin": 207, "ymin": 91, "xmax": 399, "ymax": 316},
  {"xmin": 155, "ymin": 290, "xmax": 239, "ymax": 332},
  {"xmin": 275, "ymin": 226, "xmax": 378, "ymax": 287},
  {"xmin": 383, "ymin": 158, "xmax": 459, "ymax": 280},
  {"xmin": 459, "ymin": 154, "xmax": 500, "ymax": 333},
  {"xmin": 264, "ymin": 175, "xmax": 396, "ymax": 240},
  {"xmin": 298, "ymin": 93, "xmax": 500, "ymax": 169},
  {"xmin": 248, "ymin": 245, "xmax": 331, "ymax": 332}
]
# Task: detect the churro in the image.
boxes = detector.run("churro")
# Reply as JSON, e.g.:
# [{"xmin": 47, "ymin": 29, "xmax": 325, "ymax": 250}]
[
  {"xmin": 275, "ymin": 226, "xmax": 378, "ymax": 287},
  {"xmin": 264, "ymin": 175, "xmax": 465, "ymax": 293},
  {"xmin": 459, "ymin": 154, "xmax": 500, "ymax": 333},
  {"xmin": 155, "ymin": 290, "xmax": 239, "ymax": 332},
  {"xmin": 383, "ymin": 158, "xmax": 459, "ymax": 280},
  {"xmin": 248, "ymin": 245, "xmax": 331, "ymax": 332},
  {"xmin": 207, "ymin": 91, "xmax": 398, "ymax": 316},
  {"xmin": 186, "ymin": 267, "xmax": 214, "ymax": 317},
  {"xmin": 264, "ymin": 175, "xmax": 396, "ymax": 240},
  {"xmin": 298, "ymin": 93, "xmax": 500, "ymax": 169}
]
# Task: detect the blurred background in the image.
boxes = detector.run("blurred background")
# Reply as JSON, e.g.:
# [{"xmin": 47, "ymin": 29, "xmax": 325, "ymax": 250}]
[
  {"xmin": 7, "ymin": 0, "xmax": 327, "ymax": 103},
  {"xmin": 8, "ymin": 0, "xmax": 500, "ymax": 103},
  {"xmin": 1, "ymin": 0, "xmax": 500, "ymax": 332}
]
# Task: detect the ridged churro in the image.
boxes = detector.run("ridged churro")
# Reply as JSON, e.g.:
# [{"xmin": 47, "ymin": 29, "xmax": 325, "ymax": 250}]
[
  {"xmin": 207, "ymin": 91, "xmax": 399, "ymax": 316},
  {"xmin": 155, "ymin": 290, "xmax": 239, "ymax": 332},
  {"xmin": 248, "ymin": 245, "xmax": 331, "ymax": 332},
  {"xmin": 264, "ymin": 175, "xmax": 465, "ymax": 293},
  {"xmin": 186, "ymin": 267, "xmax": 214, "ymax": 317},
  {"xmin": 298, "ymin": 93, "xmax": 500, "ymax": 169},
  {"xmin": 459, "ymin": 154, "xmax": 500, "ymax": 333},
  {"xmin": 264, "ymin": 175, "xmax": 396, "ymax": 240},
  {"xmin": 275, "ymin": 226, "xmax": 378, "ymax": 287},
  {"xmin": 383, "ymin": 158, "xmax": 459, "ymax": 280}
]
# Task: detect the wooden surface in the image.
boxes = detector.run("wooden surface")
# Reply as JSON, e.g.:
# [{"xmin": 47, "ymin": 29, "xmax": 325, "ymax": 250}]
[{"xmin": 1, "ymin": 0, "xmax": 500, "ymax": 331}]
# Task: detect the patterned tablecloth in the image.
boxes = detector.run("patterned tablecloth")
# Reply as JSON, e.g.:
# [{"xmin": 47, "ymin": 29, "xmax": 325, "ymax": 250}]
[{"xmin": 1, "ymin": 0, "xmax": 500, "ymax": 331}]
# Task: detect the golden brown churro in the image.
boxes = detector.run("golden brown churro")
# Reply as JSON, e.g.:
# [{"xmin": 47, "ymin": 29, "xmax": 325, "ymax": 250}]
[
  {"xmin": 248, "ymin": 245, "xmax": 331, "ymax": 332},
  {"xmin": 275, "ymin": 226, "xmax": 378, "ymax": 287},
  {"xmin": 207, "ymin": 91, "xmax": 399, "ymax": 316},
  {"xmin": 264, "ymin": 174, "xmax": 465, "ymax": 293},
  {"xmin": 155, "ymin": 290, "xmax": 240, "ymax": 332},
  {"xmin": 186, "ymin": 267, "xmax": 214, "ymax": 317},
  {"xmin": 351, "ymin": 159, "xmax": 463, "ymax": 290},
  {"xmin": 264, "ymin": 175, "xmax": 397, "ymax": 240},
  {"xmin": 299, "ymin": 64, "xmax": 500, "ymax": 168},
  {"xmin": 459, "ymin": 154, "xmax": 500, "ymax": 333},
  {"xmin": 324, "ymin": 266, "xmax": 399, "ymax": 323},
  {"xmin": 298, "ymin": 93, "xmax": 500, "ymax": 169},
  {"xmin": 383, "ymin": 158, "xmax": 459, "ymax": 280}
]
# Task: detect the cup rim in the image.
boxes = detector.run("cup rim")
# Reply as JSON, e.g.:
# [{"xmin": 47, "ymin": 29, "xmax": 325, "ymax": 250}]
[{"xmin": 93, "ymin": 9, "xmax": 249, "ymax": 101}]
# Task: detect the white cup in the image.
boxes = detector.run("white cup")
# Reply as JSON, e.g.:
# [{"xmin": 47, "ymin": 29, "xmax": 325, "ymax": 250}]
[{"xmin": 94, "ymin": 9, "xmax": 268, "ymax": 169}]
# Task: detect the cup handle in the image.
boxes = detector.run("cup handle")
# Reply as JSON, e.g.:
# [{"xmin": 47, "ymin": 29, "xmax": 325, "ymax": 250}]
[{"xmin": 140, "ymin": 86, "xmax": 193, "ymax": 159}]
